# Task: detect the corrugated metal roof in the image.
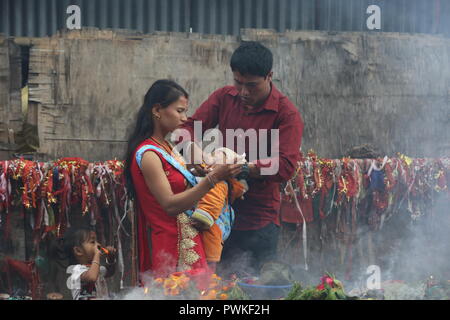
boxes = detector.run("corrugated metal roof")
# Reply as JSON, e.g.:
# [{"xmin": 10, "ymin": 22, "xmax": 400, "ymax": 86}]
[{"xmin": 1, "ymin": 0, "xmax": 448, "ymax": 37}]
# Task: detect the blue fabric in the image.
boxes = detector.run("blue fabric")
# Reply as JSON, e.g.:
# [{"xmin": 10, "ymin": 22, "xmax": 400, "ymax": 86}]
[
  {"xmin": 136, "ymin": 145, "xmax": 197, "ymax": 186},
  {"xmin": 217, "ymin": 202, "xmax": 234, "ymax": 241},
  {"xmin": 135, "ymin": 144, "xmax": 234, "ymax": 241},
  {"xmin": 369, "ymin": 170, "xmax": 385, "ymax": 191}
]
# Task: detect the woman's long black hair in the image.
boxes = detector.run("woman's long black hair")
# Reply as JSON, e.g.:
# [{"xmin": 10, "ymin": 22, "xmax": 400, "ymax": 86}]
[{"xmin": 123, "ymin": 79, "xmax": 189, "ymax": 199}]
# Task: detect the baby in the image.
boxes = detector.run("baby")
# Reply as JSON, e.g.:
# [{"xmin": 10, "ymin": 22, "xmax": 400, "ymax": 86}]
[
  {"xmin": 63, "ymin": 228, "xmax": 117, "ymax": 300},
  {"xmin": 190, "ymin": 147, "xmax": 249, "ymax": 270}
]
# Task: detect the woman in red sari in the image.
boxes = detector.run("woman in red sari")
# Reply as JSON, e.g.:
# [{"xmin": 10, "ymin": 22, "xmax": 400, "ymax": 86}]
[{"xmin": 124, "ymin": 80, "xmax": 241, "ymax": 279}]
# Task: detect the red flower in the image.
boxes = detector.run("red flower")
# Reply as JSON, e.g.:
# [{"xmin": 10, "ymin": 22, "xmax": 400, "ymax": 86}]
[
  {"xmin": 170, "ymin": 272, "xmax": 184, "ymax": 278},
  {"xmin": 185, "ymin": 268, "xmax": 208, "ymax": 277},
  {"xmin": 317, "ymin": 275, "xmax": 335, "ymax": 290},
  {"xmin": 320, "ymin": 275, "xmax": 334, "ymax": 287},
  {"xmin": 317, "ymin": 284, "xmax": 325, "ymax": 291},
  {"xmin": 184, "ymin": 268, "xmax": 212, "ymax": 291}
]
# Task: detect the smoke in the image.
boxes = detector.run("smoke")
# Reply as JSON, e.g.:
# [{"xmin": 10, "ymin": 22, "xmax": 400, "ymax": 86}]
[
  {"xmin": 217, "ymin": 251, "xmax": 258, "ymax": 280},
  {"xmin": 383, "ymin": 192, "xmax": 450, "ymax": 280},
  {"xmin": 108, "ymin": 191, "xmax": 449, "ymax": 300},
  {"xmin": 345, "ymin": 191, "xmax": 450, "ymax": 299},
  {"xmin": 118, "ymin": 286, "xmax": 163, "ymax": 300},
  {"xmin": 278, "ymin": 178, "xmax": 449, "ymax": 300},
  {"xmin": 112, "ymin": 271, "xmax": 182, "ymax": 300},
  {"xmin": 109, "ymin": 248, "xmax": 274, "ymax": 300}
]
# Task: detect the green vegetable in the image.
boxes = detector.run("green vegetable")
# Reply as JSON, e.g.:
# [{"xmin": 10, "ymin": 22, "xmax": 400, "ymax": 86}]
[
  {"xmin": 285, "ymin": 282, "xmax": 303, "ymax": 300},
  {"xmin": 227, "ymin": 285, "xmax": 250, "ymax": 300}
]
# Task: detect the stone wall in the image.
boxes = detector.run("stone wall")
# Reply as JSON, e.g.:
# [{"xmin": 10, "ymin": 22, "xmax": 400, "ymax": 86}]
[
  {"xmin": 1, "ymin": 28, "xmax": 448, "ymax": 161},
  {"xmin": 0, "ymin": 38, "xmax": 22, "ymax": 159}
]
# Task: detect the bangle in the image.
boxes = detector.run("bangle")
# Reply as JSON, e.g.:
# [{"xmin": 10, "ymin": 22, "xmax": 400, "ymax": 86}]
[{"xmin": 92, "ymin": 261, "xmax": 100, "ymax": 266}]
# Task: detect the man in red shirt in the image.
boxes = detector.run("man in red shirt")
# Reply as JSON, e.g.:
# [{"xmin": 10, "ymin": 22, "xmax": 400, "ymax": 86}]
[{"xmin": 179, "ymin": 41, "xmax": 304, "ymax": 276}]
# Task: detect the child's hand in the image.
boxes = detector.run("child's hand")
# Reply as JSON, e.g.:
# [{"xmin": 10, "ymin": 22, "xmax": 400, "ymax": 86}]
[
  {"xmin": 105, "ymin": 246, "xmax": 117, "ymax": 263},
  {"xmin": 94, "ymin": 243, "xmax": 102, "ymax": 256},
  {"xmin": 191, "ymin": 219, "xmax": 211, "ymax": 231}
]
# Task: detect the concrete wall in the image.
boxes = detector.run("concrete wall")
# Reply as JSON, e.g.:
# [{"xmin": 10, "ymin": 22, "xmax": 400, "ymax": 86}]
[
  {"xmin": 0, "ymin": 38, "xmax": 23, "ymax": 159},
  {"xmin": 1, "ymin": 28, "xmax": 449, "ymax": 161}
]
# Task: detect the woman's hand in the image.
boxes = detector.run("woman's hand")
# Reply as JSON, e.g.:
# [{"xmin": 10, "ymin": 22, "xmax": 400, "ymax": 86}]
[
  {"xmin": 141, "ymin": 150, "xmax": 241, "ymax": 216},
  {"xmin": 188, "ymin": 152, "xmax": 216, "ymax": 176},
  {"xmin": 208, "ymin": 163, "xmax": 242, "ymax": 182},
  {"xmin": 188, "ymin": 164, "xmax": 209, "ymax": 176}
]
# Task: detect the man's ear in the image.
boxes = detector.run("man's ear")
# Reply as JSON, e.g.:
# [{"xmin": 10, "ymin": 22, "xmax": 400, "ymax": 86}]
[{"xmin": 266, "ymin": 71, "xmax": 273, "ymax": 82}]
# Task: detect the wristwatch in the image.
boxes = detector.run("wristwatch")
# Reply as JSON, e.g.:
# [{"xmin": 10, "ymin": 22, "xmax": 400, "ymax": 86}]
[{"xmin": 237, "ymin": 162, "xmax": 250, "ymax": 180}]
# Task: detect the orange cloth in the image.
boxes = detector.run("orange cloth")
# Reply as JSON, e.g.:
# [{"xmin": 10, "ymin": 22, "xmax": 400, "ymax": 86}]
[{"xmin": 197, "ymin": 178, "xmax": 246, "ymax": 262}]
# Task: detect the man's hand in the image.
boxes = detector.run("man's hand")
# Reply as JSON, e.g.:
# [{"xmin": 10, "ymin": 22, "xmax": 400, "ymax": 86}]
[{"xmin": 248, "ymin": 163, "xmax": 262, "ymax": 179}]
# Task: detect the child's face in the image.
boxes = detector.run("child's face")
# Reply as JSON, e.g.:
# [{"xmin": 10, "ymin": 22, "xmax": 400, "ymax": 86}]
[{"xmin": 77, "ymin": 231, "xmax": 98, "ymax": 263}]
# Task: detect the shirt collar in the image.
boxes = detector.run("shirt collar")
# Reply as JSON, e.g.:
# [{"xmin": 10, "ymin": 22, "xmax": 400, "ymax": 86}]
[{"xmin": 228, "ymin": 82, "xmax": 281, "ymax": 113}]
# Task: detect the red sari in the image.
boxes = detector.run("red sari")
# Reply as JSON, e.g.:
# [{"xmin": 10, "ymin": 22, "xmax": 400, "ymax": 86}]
[{"xmin": 130, "ymin": 139, "xmax": 208, "ymax": 278}]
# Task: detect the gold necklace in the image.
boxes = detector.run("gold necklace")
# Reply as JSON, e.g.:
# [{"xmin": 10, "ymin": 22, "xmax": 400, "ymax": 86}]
[
  {"xmin": 150, "ymin": 136, "xmax": 172, "ymax": 154},
  {"xmin": 150, "ymin": 136, "xmax": 186, "ymax": 167}
]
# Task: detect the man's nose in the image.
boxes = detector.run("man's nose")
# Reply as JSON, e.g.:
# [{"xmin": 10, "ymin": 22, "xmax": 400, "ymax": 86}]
[{"xmin": 240, "ymin": 86, "xmax": 249, "ymax": 97}]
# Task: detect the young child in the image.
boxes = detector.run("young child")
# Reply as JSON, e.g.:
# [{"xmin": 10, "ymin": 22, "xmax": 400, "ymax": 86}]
[
  {"xmin": 63, "ymin": 228, "xmax": 117, "ymax": 300},
  {"xmin": 190, "ymin": 148, "xmax": 249, "ymax": 271}
]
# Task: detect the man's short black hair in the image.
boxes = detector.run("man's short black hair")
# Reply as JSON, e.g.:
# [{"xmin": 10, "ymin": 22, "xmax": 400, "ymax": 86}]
[{"xmin": 230, "ymin": 41, "xmax": 273, "ymax": 77}]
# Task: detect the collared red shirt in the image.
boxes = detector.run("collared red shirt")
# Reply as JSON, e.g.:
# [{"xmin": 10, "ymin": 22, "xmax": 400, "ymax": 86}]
[{"xmin": 180, "ymin": 84, "xmax": 304, "ymax": 230}]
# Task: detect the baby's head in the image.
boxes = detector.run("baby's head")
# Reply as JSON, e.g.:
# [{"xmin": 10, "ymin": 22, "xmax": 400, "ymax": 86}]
[
  {"xmin": 63, "ymin": 227, "xmax": 98, "ymax": 265},
  {"xmin": 211, "ymin": 147, "xmax": 246, "ymax": 165}
]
